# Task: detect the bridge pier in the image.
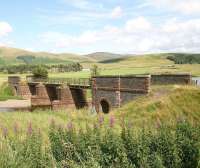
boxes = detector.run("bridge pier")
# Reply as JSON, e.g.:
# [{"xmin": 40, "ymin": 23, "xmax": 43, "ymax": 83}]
[
  {"xmin": 52, "ymin": 86, "xmax": 76, "ymax": 110},
  {"xmin": 8, "ymin": 76, "xmax": 31, "ymax": 99},
  {"xmin": 31, "ymin": 83, "xmax": 51, "ymax": 109},
  {"xmin": 70, "ymin": 88, "xmax": 88, "ymax": 109}
]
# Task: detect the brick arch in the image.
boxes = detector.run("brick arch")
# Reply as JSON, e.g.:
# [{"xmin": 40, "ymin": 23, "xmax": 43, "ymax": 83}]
[{"xmin": 99, "ymin": 98, "xmax": 111, "ymax": 114}]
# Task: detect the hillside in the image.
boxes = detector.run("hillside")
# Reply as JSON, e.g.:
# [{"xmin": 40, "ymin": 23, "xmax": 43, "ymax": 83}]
[
  {"xmin": 84, "ymin": 52, "xmax": 125, "ymax": 62},
  {"xmin": 0, "ymin": 47, "xmax": 92, "ymax": 64},
  {"xmin": 116, "ymin": 85, "xmax": 200, "ymax": 128}
]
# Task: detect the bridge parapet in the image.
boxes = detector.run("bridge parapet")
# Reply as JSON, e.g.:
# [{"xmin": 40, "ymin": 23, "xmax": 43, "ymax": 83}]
[{"xmin": 27, "ymin": 77, "xmax": 91, "ymax": 88}]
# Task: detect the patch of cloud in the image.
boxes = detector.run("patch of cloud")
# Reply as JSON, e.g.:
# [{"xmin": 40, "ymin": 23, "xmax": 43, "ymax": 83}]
[
  {"xmin": 0, "ymin": 22, "xmax": 12, "ymax": 37},
  {"xmin": 0, "ymin": 21, "xmax": 13, "ymax": 47},
  {"xmin": 110, "ymin": 6, "xmax": 123, "ymax": 19},
  {"xmin": 39, "ymin": 17, "xmax": 200, "ymax": 54},
  {"xmin": 148, "ymin": 0, "xmax": 200, "ymax": 14},
  {"xmin": 125, "ymin": 17, "xmax": 152, "ymax": 32}
]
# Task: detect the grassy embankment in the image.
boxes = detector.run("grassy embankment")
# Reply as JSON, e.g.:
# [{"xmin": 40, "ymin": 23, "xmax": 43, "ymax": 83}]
[
  {"xmin": 0, "ymin": 85, "xmax": 199, "ymax": 137},
  {"xmin": 0, "ymin": 85, "xmax": 199, "ymax": 167}
]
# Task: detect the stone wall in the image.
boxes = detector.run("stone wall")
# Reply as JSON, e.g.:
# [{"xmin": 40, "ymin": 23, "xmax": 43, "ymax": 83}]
[
  {"xmin": 31, "ymin": 83, "xmax": 51, "ymax": 109},
  {"xmin": 8, "ymin": 76, "xmax": 32, "ymax": 99},
  {"xmin": 151, "ymin": 74, "xmax": 191, "ymax": 85},
  {"xmin": 92, "ymin": 75, "xmax": 150, "ymax": 113},
  {"xmin": 18, "ymin": 82, "xmax": 31, "ymax": 99},
  {"xmin": 71, "ymin": 88, "xmax": 88, "ymax": 109},
  {"xmin": 52, "ymin": 86, "xmax": 76, "ymax": 111}
]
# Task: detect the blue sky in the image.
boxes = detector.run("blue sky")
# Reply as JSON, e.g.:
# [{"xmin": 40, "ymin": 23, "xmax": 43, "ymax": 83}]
[{"xmin": 0, "ymin": 0, "xmax": 200, "ymax": 54}]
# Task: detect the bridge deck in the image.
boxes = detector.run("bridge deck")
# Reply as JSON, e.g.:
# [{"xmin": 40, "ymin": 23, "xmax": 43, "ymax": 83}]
[{"xmin": 27, "ymin": 77, "xmax": 91, "ymax": 89}]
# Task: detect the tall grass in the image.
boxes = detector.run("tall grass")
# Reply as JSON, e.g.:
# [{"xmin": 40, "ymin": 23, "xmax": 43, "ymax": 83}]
[{"xmin": 0, "ymin": 119, "xmax": 199, "ymax": 168}]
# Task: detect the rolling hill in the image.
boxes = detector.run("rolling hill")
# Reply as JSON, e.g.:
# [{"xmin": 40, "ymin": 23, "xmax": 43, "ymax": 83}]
[
  {"xmin": 0, "ymin": 47, "xmax": 92, "ymax": 64},
  {"xmin": 84, "ymin": 52, "xmax": 125, "ymax": 62}
]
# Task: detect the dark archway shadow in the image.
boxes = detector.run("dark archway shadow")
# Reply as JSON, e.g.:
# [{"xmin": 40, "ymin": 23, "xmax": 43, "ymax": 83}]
[{"xmin": 100, "ymin": 99, "xmax": 110, "ymax": 114}]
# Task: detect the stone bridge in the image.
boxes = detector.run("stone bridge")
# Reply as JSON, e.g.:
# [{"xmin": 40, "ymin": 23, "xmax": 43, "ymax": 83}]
[{"xmin": 8, "ymin": 73, "xmax": 191, "ymax": 113}]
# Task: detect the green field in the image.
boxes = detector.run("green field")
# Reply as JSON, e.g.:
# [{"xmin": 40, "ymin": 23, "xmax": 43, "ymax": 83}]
[
  {"xmin": 0, "ymin": 85, "xmax": 199, "ymax": 135},
  {"xmin": 0, "ymin": 52, "xmax": 200, "ymax": 167}
]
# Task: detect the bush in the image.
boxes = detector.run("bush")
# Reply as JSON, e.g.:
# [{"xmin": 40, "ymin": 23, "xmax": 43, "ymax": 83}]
[
  {"xmin": 48, "ymin": 120, "xmax": 200, "ymax": 168},
  {"xmin": 91, "ymin": 65, "xmax": 100, "ymax": 77},
  {"xmin": 32, "ymin": 65, "xmax": 48, "ymax": 78}
]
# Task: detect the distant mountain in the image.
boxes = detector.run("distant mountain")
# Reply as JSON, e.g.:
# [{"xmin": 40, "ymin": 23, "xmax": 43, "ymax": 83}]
[
  {"xmin": 0, "ymin": 47, "xmax": 92, "ymax": 64},
  {"xmin": 84, "ymin": 52, "xmax": 125, "ymax": 62}
]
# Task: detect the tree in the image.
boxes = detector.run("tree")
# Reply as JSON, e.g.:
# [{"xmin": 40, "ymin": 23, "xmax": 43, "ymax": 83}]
[
  {"xmin": 90, "ymin": 64, "xmax": 100, "ymax": 77},
  {"xmin": 17, "ymin": 55, "xmax": 36, "ymax": 64},
  {"xmin": 32, "ymin": 65, "xmax": 48, "ymax": 78}
]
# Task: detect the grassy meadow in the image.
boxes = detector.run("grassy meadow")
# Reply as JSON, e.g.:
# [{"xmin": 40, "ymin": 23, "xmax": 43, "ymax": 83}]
[
  {"xmin": 0, "ymin": 85, "xmax": 200, "ymax": 167},
  {"xmin": 0, "ymin": 51, "xmax": 199, "ymax": 167}
]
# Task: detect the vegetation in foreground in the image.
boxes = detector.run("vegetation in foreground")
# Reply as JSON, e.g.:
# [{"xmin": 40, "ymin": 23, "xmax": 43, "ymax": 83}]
[
  {"xmin": 0, "ymin": 84, "xmax": 199, "ymax": 167},
  {"xmin": 0, "ymin": 119, "xmax": 199, "ymax": 168}
]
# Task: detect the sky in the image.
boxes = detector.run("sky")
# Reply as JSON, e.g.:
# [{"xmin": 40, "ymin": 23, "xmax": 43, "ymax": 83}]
[{"xmin": 0, "ymin": 0, "xmax": 200, "ymax": 54}]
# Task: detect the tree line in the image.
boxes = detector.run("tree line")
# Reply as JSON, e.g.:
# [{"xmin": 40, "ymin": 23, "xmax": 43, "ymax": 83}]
[
  {"xmin": 167, "ymin": 53, "xmax": 200, "ymax": 64},
  {"xmin": 0, "ymin": 63, "xmax": 83, "ymax": 74}
]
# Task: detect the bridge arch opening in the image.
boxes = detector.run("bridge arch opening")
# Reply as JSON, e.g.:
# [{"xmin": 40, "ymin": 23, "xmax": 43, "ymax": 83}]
[{"xmin": 100, "ymin": 99, "xmax": 110, "ymax": 114}]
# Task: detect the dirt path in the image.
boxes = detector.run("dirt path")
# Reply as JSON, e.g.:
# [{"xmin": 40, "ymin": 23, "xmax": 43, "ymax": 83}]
[{"xmin": 0, "ymin": 99, "xmax": 31, "ymax": 109}]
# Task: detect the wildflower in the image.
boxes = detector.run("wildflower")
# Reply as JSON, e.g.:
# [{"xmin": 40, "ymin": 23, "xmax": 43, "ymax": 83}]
[
  {"xmin": 50, "ymin": 118, "xmax": 56, "ymax": 128},
  {"xmin": 93, "ymin": 123, "xmax": 98, "ymax": 129},
  {"xmin": 176, "ymin": 116, "xmax": 185, "ymax": 123},
  {"xmin": 98, "ymin": 115, "xmax": 104, "ymax": 126},
  {"xmin": 155, "ymin": 118, "xmax": 161, "ymax": 129},
  {"xmin": 109, "ymin": 115, "xmax": 115, "ymax": 128},
  {"xmin": 127, "ymin": 121, "xmax": 133, "ymax": 129},
  {"xmin": 58, "ymin": 124, "xmax": 64, "ymax": 130},
  {"xmin": 119, "ymin": 113, "xmax": 126, "ymax": 128},
  {"xmin": 2, "ymin": 127, "xmax": 8, "ymax": 138},
  {"xmin": 13, "ymin": 122, "xmax": 19, "ymax": 135},
  {"xmin": 38, "ymin": 128, "xmax": 41, "ymax": 136},
  {"xmin": 67, "ymin": 122, "xmax": 73, "ymax": 131},
  {"xmin": 27, "ymin": 121, "xmax": 33, "ymax": 135}
]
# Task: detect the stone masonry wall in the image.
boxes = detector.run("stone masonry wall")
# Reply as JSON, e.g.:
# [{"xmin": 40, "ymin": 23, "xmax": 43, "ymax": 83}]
[
  {"xmin": 31, "ymin": 83, "xmax": 51, "ymax": 109},
  {"xmin": 18, "ymin": 82, "xmax": 32, "ymax": 99},
  {"xmin": 151, "ymin": 74, "xmax": 191, "ymax": 85},
  {"xmin": 92, "ymin": 75, "xmax": 150, "ymax": 113},
  {"xmin": 52, "ymin": 86, "xmax": 76, "ymax": 111}
]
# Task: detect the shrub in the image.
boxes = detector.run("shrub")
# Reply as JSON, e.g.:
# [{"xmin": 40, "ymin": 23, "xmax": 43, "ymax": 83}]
[
  {"xmin": 32, "ymin": 65, "xmax": 48, "ymax": 78},
  {"xmin": 90, "ymin": 65, "xmax": 100, "ymax": 77},
  {"xmin": 175, "ymin": 122, "xmax": 200, "ymax": 168}
]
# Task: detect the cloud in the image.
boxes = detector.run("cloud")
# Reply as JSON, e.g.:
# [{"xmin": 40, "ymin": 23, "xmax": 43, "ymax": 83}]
[
  {"xmin": 0, "ymin": 22, "xmax": 12, "ymax": 37},
  {"xmin": 149, "ymin": 0, "xmax": 200, "ymax": 14},
  {"xmin": 110, "ymin": 6, "xmax": 123, "ymax": 19},
  {"xmin": 125, "ymin": 17, "xmax": 152, "ymax": 32},
  {"xmin": 39, "ymin": 17, "xmax": 200, "ymax": 54}
]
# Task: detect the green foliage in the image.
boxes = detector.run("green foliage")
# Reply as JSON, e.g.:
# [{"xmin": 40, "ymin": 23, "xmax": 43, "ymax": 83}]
[
  {"xmin": 167, "ymin": 53, "xmax": 200, "ymax": 64},
  {"xmin": 0, "ymin": 63, "xmax": 83, "ymax": 74},
  {"xmin": 0, "ymin": 131, "xmax": 54, "ymax": 168},
  {"xmin": 91, "ymin": 64, "xmax": 100, "ymax": 77},
  {"xmin": 0, "ymin": 120, "xmax": 200, "ymax": 167},
  {"xmin": 48, "ymin": 121, "xmax": 200, "ymax": 168},
  {"xmin": 32, "ymin": 65, "xmax": 48, "ymax": 78},
  {"xmin": 0, "ymin": 83, "xmax": 21, "ymax": 101},
  {"xmin": 175, "ymin": 122, "xmax": 200, "ymax": 168},
  {"xmin": 17, "ymin": 55, "xmax": 36, "ymax": 64}
]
